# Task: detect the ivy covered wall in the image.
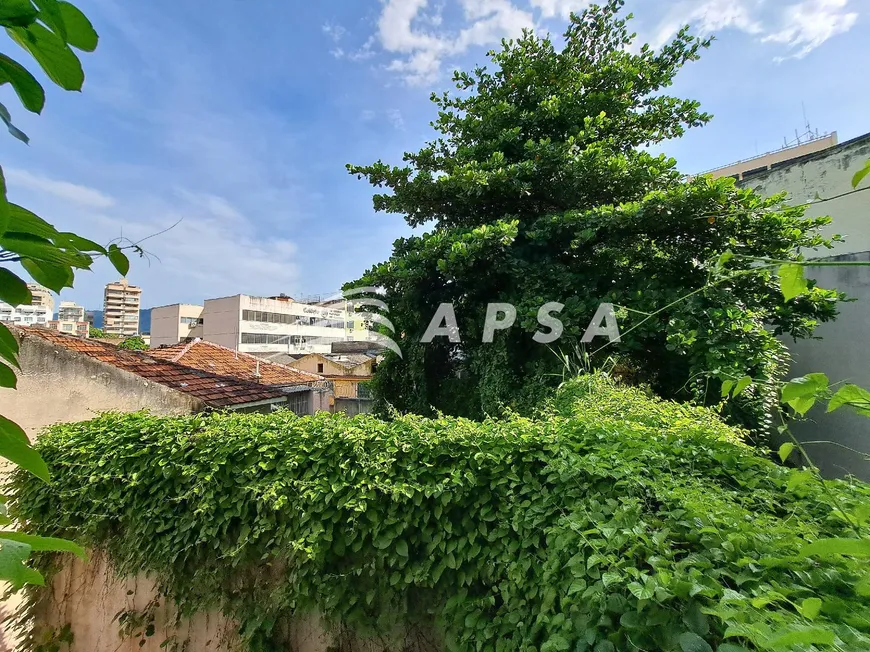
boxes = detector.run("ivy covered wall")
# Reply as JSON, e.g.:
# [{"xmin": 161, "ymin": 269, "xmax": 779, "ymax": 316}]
[{"xmin": 9, "ymin": 376, "xmax": 870, "ymax": 652}]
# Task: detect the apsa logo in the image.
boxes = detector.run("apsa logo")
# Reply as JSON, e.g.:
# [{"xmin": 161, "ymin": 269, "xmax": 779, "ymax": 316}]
[{"xmin": 342, "ymin": 286, "xmax": 403, "ymax": 358}]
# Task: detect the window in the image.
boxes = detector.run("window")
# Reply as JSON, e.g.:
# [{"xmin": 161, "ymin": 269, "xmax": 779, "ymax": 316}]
[
  {"xmin": 241, "ymin": 333, "xmax": 290, "ymax": 345},
  {"xmin": 317, "ymin": 363, "xmax": 324, "ymax": 373},
  {"xmin": 242, "ymin": 309, "xmax": 345, "ymax": 329},
  {"xmin": 180, "ymin": 317, "xmax": 201, "ymax": 326},
  {"xmin": 61, "ymin": 323, "xmax": 74, "ymax": 331}
]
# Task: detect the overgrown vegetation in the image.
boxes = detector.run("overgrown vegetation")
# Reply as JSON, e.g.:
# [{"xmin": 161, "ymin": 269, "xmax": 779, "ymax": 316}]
[
  {"xmin": 346, "ymin": 1, "xmax": 844, "ymax": 435},
  {"xmin": 10, "ymin": 376, "xmax": 870, "ymax": 652},
  {"xmin": 117, "ymin": 335, "xmax": 147, "ymax": 351}
]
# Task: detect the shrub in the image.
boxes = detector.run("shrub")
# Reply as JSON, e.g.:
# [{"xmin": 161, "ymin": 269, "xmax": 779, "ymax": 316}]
[{"xmin": 10, "ymin": 376, "xmax": 870, "ymax": 651}]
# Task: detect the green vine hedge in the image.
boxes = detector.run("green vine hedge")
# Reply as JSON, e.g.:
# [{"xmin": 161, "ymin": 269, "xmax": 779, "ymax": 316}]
[{"xmin": 9, "ymin": 376, "xmax": 870, "ymax": 652}]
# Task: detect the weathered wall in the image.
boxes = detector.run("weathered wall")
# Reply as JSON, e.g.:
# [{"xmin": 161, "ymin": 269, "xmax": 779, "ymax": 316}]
[
  {"xmin": 738, "ymin": 133, "xmax": 870, "ymax": 480},
  {"xmin": 0, "ymin": 331, "xmax": 203, "ymax": 442},
  {"xmin": 26, "ymin": 554, "xmax": 440, "ymax": 652},
  {"xmin": 781, "ymin": 252, "xmax": 870, "ymax": 480}
]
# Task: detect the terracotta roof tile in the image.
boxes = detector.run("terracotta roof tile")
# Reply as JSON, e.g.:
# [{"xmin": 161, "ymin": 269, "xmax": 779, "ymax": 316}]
[
  {"xmin": 17, "ymin": 328, "xmax": 287, "ymax": 408},
  {"xmin": 147, "ymin": 339, "xmax": 323, "ymax": 386}
]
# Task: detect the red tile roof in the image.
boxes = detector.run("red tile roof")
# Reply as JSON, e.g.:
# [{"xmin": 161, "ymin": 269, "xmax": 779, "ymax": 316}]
[
  {"xmin": 146, "ymin": 339, "xmax": 323, "ymax": 386},
  {"xmin": 17, "ymin": 328, "xmax": 287, "ymax": 408}
]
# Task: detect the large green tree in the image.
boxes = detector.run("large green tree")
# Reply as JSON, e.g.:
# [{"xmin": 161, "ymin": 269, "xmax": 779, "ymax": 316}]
[{"xmin": 347, "ymin": 1, "xmax": 842, "ymax": 435}]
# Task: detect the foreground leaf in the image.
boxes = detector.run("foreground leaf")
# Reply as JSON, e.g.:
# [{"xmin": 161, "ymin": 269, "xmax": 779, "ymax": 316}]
[
  {"xmin": 0, "ymin": 52, "xmax": 46, "ymax": 113},
  {"xmin": 0, "ymin": 537, "xmax": 44, "ymax": 588},
  {"xmin": 58, "ymin": 1, "xmax": 97, "ymax": 51},
  {"xmin": 7, "ymin": 23, "xmax": 84, "ymax": 91},
  {"xmin": 0, "ymin": 0, "xmax": 39, "ymax": 27},
  {"xmin": 828, "ymin": 384, "xmax": 870, "ymax": 416},
  {"xmin": 0, "ymin": 267, "xmax": 33, "ymax": 305},
  {"xmin": 0, "ymin": 415, "xmax": 49, "ymax": 481},
  {"xmin": 0, "ymin": 100, "xmax": 29, "ymax": 143},
  {"xmin": 779, "ymin": 263, "xmax": 807, "ymax": 301},
  {"xmin": 0, "ymin": 531, "xmax": 86, "ymax": 559},
  {"xmin": 853, "ymin": 159, "xmax": 870, "ymax": 189},
  {"xmin": 799, "ymin": 537, "xmax": 870, "ymax": 558},
  {"xmin": 108, "ymin": 243, "xmax": 129, "ymax": 276}
]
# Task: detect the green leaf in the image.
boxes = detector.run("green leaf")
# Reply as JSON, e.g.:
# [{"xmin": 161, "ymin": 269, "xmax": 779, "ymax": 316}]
[
  {"xmin": 21, "ymin": 257, "xmax": 73, "ymax": 291},
  {"xmin": 5, "ymin": 203, "xmax": 59, "ymax": 239},
  {"xmin": 767, "ymin": 627, "xmax": 834, "ymax": 649},
  {"xmin": 799, "ymin": 597, "xmax": 822, "ymax": 621},
  {"xmin": 0, "ymin": 267, "xmax": 33, "ymax": 305},
  {"xmin": 782, "ymin": 374, "xmax": 828, "ymax": 416},
  {"xmin": 395, "ymin": 539, "xmax": 408, "ymax": 557},
  {"xmin": 799, "ymin": 537, "xmax": 870, "ymax": 558},
  {"xmin": 0, "ymin": 322, "xmax": 19, "ymax": 368},
  {"xmin": 732, "ymin": 376, "xmax": 752, "ymax": 397},
  {"xmin": 852, "ymin": 159, "xmax": 870, "ymax": 189},
  {"xmin": 0, "ymin": 52, "xmax": 46, "ymax": 112},
  {"xmin": 777, "ymin": 442, "xmax": 794, "ymax": 464},
  {"xmin": 786, "ymin": 469, "xmax": 814, "ymax": 493},
  {"xmin": 0, "ymin": 100, "xmax": 29, "ymax": 143},
  {"xmin": 0, "ymin": 360, "xmax": 17, "ymax": 388},
  {"xmin": 779, "ymin": 263, "xmax": 807, "ymax": 301},
  {"xmin": 54, "ymin": 231, "xmax": 106, "ymax": 254},
  {"xmin": 0, "ymin": 164, "xmax": 8, "ymax": 235},
  {"xmin": 0, "ymin": 414, "xmax": 49, "ymax": 481},
  {"xmin": 0, "ymin": 232, "xmax": 91, "ymax": 268},
  {"xmin": 717, "ymin": 645, "xmax": 751, "ymax": 652},
  {"xmin": 827, "ymin": 384, "xmax": 870, "ymax": 415},
  {"xmin": 678, "ymin": 632, "xmax": 713, "ymax": 652},
  {"xmin": 32, "ymin": 0, "xmax": 66, "ymax": 39},
  {"xmin": 541, "ymin": 635, "xmax": 571, "ymax": 652},
  {"xmin": 58, "ymin": 1, "xmax": 96, "ymax": 51},
  {"xmin": 720, "ymin": 380, "xmax": 733, "ymax": 399},
  {"xmin": 7, "ymin": 23, "xmax": 84, "ymax": 91},
  {"xmin": 0, "ymin": 537, "xmax": 44, "ymax": 589},
  {"xmin": 108, "ymin": 244, "xmax": 129, "ymax": 276},
  {"xmin": 628, "ymin": 580, "xmax": 654, "ymax": 600},
  {"xmin": 0, "ymin": 0, "xmax": 39, "ymax": 27},
  {"xmin": 0, "ymin": 532, "xmax": 85, "ymax": 559}
]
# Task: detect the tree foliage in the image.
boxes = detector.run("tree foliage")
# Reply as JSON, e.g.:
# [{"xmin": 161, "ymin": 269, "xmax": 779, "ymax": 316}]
[
  {"xmin": 346, "ymin": 1, "xmax": 843, "ymax": 435},
  {"xmin": 9, "ymin": 376, "xmax": 870, "ymax": 652},
  {"xmin": 117, "ymin": 335, "xmax": 147, "ymax": 351},
  {"xmin": 0, "ymin": 0, "xmax": 124, "ymax": 588}
]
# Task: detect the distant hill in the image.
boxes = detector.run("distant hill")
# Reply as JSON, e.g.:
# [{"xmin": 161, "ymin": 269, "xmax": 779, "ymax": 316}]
[{"xmin": 86, "ymin": 308, "xmax": 151, "ymax": 334}]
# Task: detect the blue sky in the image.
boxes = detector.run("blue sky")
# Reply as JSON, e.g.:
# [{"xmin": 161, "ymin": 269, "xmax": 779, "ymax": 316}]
[{"xmin": 2, "ymin": 0, "xmax": 866, "ymax": 310}]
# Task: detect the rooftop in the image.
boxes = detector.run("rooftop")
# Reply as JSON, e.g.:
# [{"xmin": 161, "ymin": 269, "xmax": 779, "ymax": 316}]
[
  {"xmin": 18, "ymin": 328, "xmax": 287, "ymax": 408},
  {"xmin": 147, "ymin": 339, "xmax": 324, "ymax": 386}
]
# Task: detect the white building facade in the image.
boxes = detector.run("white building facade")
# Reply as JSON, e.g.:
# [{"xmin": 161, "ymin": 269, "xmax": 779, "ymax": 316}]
[
  {"xmin": 150, "ymin": 304, "xmax": 204, "ymax": 348},
  {"xmin": 202, "ymin": 295, "xmax": 356, "ymax": 356},
  {"xmin": 0, "ymin": 302, "xmax": 51, "ymax": 327}
]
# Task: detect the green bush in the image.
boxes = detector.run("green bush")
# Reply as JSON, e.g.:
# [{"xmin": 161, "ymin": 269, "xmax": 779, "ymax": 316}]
[{"xmin": 10, "ymin": 376, "xmax": 870, "ymax": 652}]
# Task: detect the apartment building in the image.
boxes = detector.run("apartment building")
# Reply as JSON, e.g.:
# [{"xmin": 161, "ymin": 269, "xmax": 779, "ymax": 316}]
[
  {"xmin": 47, "ymin": 319, "xmax": 89, "ymax": 338},
  {"xmin": 149, "ymin": 304, "xmax": 204, "ymax": 348},
  {"xmin": 103, "ymin": 278, "xmax": 142, "ymax": 336},
  {"xmin": 57, "ymin": 301, "xmax": 86, "ymax": 322},
  {"xmin": 27, "ymin": 283, "xmax": 54, "ymax": 314},
  {"xmin": 0, "ymin": 301, "xmax": 51, "ymax": 327}
]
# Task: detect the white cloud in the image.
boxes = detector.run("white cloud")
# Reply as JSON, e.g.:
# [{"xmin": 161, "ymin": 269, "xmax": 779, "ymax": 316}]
[
  {"xmin": 651, "ymin": 0, "xmax": 857, "ymax": 58},
  {"xmin": 4, "ymin": 169, "xmax": 116, "ymax": 209},
  {"xmin": 387, "ymin": 109, "xmax": 406, "ymax": 130},
  {"xmin": 528, "ymin": 0, "xmax": 590, "ymax": 19},
  {"xmin": 763, "ymin": 0, "xmax": 858, "ymax": 60},
  {"xmin": 322, "ymin": 22, "xmax": 347, "ymax": 43},
  {"xmin": 376, "ymin": 0, "xmax": 534, "ymax": 85}
]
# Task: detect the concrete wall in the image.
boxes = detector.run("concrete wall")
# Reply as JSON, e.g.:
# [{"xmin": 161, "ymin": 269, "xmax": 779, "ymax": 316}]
[
  {"xmin": 202, "ymin": 296, "xmax": 243, "ymax": 351},
  {"xmin": 0, "ymin": 332, "xmax": 203, "ymax": 441},
  {"xmin": 150, "ymin": 304, "xmax": 204, "ymax": 348},
  {"xmin": 25, "ymin": 554, "xmax": 441, "ymax": 652},
  {"xmin": 704, "ymin": 133, "xmax": 839, "ymax": 180},
  {"xmin": 737, "ymin": 133, "xmax": 870, "ymax": 480}
]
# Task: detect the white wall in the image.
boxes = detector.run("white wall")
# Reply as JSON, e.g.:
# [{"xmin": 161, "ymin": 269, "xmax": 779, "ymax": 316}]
[
  {"xmin": 738, "ymin": 133, "xmax": 870, "ymax": 480},
  {"xmin": 150, "ymin": 304, "xmax": 203, "ymax": 348}
]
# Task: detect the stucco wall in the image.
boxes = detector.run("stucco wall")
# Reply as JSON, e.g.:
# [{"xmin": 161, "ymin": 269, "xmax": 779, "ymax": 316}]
[
  {"xmin": 25, "ymin": 554, "xmax": 441, "ymax": 652},
  {"xmin": 0, "ymin": 331, "xmax": 203, "ymax": 442},
  {"xmin": 737, "ymin": 133, "xmax": 870, "ymax": 480},
  {"xmin": 740, "ymin": 133, "xmax": 870, "ymax": 257}
]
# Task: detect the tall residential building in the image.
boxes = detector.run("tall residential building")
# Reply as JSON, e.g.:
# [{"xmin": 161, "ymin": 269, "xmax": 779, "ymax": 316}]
[
  {"xmin": 57, "ymin": 301, "xmax": 86, "ymax": 322},
  {"xmin": 103, "ymin": 278, "xmax": 142, "ymax": 336},
  {"xmin": 26, "ymin": 284, "xmax": 54, "ymax": 314},
  {"xmin": 149, "ymin": 304, "xmax": 204, "ymax": 348}
]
